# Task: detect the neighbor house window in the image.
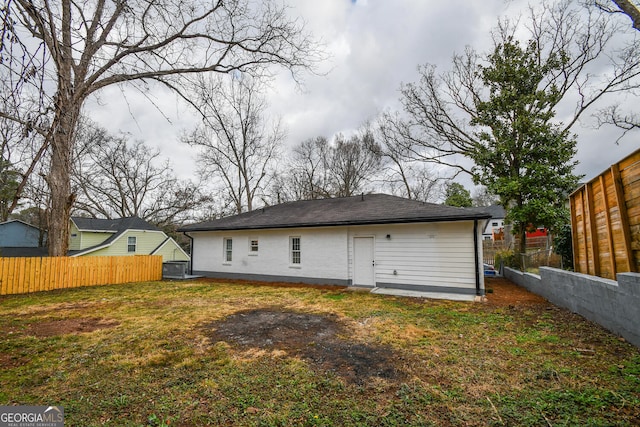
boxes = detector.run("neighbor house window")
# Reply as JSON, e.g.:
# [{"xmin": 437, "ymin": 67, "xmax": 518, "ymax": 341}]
[
  {"xmin": 290, "ymin": 236, "xmax": 301, "ymax": 264},
  {"xmin": 492, "ymin": 222, "xmax": 499, "ymax": 227},
  {"xmin": 127, "ymin": 236, "xmax": 136, "ymax": 253},
  {"xmin": 224, "ymin": 238, "xmax": 233, "ymax": 262},
  {"xmin": 250, "ymin": 239, "xmax": 259, "ymax": 253}
]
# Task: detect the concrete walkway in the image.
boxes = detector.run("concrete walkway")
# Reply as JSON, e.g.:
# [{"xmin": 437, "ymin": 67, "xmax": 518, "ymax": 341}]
[{"xmin": 370, "ymin": 287, "xmax": 477, "ymax": 301}]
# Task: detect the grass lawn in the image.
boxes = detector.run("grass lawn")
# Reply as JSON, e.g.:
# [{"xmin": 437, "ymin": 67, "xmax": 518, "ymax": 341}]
[{"xmin": 1, "ymin": 278, "xmax": 639, "ymax": 426}]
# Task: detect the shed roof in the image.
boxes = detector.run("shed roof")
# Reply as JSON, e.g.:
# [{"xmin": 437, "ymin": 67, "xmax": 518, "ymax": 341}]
[{"xmin": 180, "ymin": 194, "xmax": 491, "ymax": 232}]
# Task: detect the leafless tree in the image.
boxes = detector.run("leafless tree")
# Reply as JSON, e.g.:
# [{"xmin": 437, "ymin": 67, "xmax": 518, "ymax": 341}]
[
  {"xmin": 329, "ymin": 130, "xmax": 381, "ymax": 197},
  {"xmin": 596, "ymin": 0, "xmax": 640, "ymax": 30},
  {"xmin": 394, "ymin": 1, "xmax": 640, "ymax": 175},
  {"xmin": 0, "ymin": 0, "xmax": 321, "ymax": 255},
  {"xmin": 13, "ymin": 171, "xmax": 50, "ymax": 246},
  {"xmin": 374, "ymin": 112, "xmax": 445, "ymax": 202},
  {"xmin": 0, "ymin": 96, "xmax": 49, "ymax": 220},
  {"xmin": 273, "ymin": 136, "xmax": 332, "ymax": 202},
  {"xmin": 472, "ymin": 186, "xmax": 500, "ymax": 207},
  {"xmin": 73, "ymin": 122, "xmax": 210, "ymax": 229},
  {"xmin": 592, "ymin": 1, "xmax": 640, "ymax": 133},
  {"xmin": 282, "ymin": 128, "xmax": 381, "ymax": 200},
  {"xmin": 183, "ymin": 74, "xmax": 284, "ymax": 214}
]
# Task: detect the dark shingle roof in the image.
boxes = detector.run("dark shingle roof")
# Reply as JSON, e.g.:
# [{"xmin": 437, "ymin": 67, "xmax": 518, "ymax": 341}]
[
  {"xmin": 71, "ymin": 216, "xmax": 158, "ymax": 233},
  {"xmin": 180, "ymin": 194, "xmax": 491, "ymax": 232},
  {"xmin": 0, "ymin": 247, "xmax": 49, "ymax": 257},
  {"xmin": 477, "ymin": 204, "xmax": 505, "ymax": 219}
]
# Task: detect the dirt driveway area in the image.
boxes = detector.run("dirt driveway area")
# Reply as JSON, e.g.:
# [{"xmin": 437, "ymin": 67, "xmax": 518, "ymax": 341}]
[{"xmin": 483, "ymin": 277, "xmax": 549, "ymax": 307}]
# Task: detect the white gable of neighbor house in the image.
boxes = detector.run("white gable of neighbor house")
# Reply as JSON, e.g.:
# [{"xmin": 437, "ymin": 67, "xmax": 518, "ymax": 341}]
[
  {"xmin": 189, "ymin": 220, "xmax": 483, "ymax": 298},
  {"xmin": 482, "ymin": 218, "xmax": 504, "ymax": 239}
]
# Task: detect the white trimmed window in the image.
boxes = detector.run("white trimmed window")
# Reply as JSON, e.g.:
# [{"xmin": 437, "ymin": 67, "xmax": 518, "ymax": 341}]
[
  {"xmin": 224, "ymin": 238, "xmax": 233, "ymax": 262},
  {"xmin": 250, "ymin": 239, "xmax": 259, "ymax": 253},
  {"xmin": 127, "ymin": 236, "xmax": 136, "ymax": 253},
  {"xmin": 290, "ymin": 236, "xmax": 301, "ymax": 264}
]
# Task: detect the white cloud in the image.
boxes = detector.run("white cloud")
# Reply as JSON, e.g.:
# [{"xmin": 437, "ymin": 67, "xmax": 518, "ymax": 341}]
[{"xmin": 84, "ymin": 0, "xmax": 639, "ymax": 187}]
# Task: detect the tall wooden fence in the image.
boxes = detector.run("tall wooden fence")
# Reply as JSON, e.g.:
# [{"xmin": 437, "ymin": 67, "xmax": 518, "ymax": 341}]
[
  {"xmin": 570, "ymin": 148, "xmax": 640, "ymax": 279},
  {"xmin": 0, "ymin": 255, "xmax": 163, "ymax": 296}
]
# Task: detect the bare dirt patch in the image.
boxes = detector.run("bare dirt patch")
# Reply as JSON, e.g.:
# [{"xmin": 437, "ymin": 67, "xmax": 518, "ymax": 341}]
[
  {"xmin": 26, "ymin": 318, "xmax": 119, "ymax": 337},
  {"xmin": 202, "ymin": 308, "xmax": 405, "ymax": 385},
  {"xmin": 484, "ymin": 277, "xmax": 549, "ymax": 307}
]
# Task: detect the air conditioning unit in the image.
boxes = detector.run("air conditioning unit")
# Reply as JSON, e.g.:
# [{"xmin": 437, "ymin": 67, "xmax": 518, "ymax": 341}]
[{"xmin": 162, "ymin": 261, "xmax": 189, "ymax": 279}]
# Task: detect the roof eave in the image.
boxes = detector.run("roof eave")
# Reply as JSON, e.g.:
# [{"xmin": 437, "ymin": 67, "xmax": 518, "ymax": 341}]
[{"xmin": 180, "ymin": 214, "xmax": 491, "ymax": 232}]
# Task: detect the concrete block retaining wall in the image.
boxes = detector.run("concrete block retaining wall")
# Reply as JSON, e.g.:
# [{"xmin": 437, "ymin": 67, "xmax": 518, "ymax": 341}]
[{"xmin": 504, "ymin": 267, "xmax": 640, "ymax": 348}]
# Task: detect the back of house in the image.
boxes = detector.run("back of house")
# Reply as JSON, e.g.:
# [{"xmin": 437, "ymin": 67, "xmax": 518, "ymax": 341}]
[{"xmin": 180, "ymin": 194, "xmax": 490, "ymax": 301}]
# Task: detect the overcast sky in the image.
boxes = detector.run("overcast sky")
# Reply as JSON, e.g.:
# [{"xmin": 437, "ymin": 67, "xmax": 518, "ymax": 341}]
[{"xmin": 85, "ymin": 0, "xmax": 640, "ymax": 191}]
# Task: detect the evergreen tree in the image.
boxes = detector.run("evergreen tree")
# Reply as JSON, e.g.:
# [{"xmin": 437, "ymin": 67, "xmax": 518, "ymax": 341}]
[
  {"xmin": 470, "ymin": 38, "xmax": 580, "ymax": 254},
  {"xmin": 444, "ymin": 182, "xmax": 472, "ymax": 207}
]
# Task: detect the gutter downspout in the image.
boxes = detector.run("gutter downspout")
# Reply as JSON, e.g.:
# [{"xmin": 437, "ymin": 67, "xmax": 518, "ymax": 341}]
[
  {"xmin": 474, "ymin": 219, "xmax": 483, "ymax": 297},
  {"xmin": 184, "ymin": 232, "xmax": 194, "ymax": 275}
]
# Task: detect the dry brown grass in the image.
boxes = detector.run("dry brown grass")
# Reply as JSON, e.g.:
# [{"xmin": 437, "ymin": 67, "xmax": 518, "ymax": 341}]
[{"xmin": 0, "ymin": 278, "xmax": 638, "ymax": 426}]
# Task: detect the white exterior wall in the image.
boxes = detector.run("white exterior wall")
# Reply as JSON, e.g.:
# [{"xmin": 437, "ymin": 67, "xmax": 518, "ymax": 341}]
[
  {"xmin": 348, "ymin": 221, "xmax": 482, "ymax": 293},
  {"xmin": 189, "ymin": 220, "xmax": 484, "ymax": 296},
  {"xmin": 190, "ymin": 227, "xmax": 349, "ymax": 283}
]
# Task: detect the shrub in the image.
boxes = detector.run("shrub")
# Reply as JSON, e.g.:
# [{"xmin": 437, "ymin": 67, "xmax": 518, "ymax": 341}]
[
  {"xmin": 553, "ymin": 224, "xmax": 573, "ymax": 270},
  {"xmin": 496, "ymin": 249, "xmax": 519, "ymax": 270}
]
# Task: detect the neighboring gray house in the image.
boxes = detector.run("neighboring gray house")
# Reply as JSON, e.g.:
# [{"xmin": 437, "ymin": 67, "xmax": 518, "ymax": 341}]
[
  {"xmin": 0, "ymin": 219, "xmax": 45, "ymax": 248},
  {"xmin": 180, "ymin": 194, "xmax": 491, "ymax": 301}
]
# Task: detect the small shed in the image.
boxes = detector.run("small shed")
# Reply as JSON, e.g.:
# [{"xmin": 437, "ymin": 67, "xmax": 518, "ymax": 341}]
[{"xmin": 569, "ymin": 148, "xmax": 640, "ymax": 279}]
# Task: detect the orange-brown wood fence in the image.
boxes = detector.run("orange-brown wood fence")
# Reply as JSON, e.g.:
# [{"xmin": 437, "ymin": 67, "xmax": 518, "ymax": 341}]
[
  {"xmin": 570, "ymin": 148, "xmax": 640, "ymax": 279},
  {"xmin": 0, "ymin": 255, "xmax": 163, "ymax": 296}
]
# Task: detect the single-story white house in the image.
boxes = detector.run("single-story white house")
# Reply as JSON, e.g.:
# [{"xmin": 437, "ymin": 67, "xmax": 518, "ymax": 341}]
[{"xmin": 180, "ymin": 194, "xmax": 491, "ymax": 301}]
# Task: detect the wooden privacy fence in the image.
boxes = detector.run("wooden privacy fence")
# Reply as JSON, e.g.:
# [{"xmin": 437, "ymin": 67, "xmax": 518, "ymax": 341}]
[
  {"xmin": 570, "ymin": 148, "xmax": 640, "ymax": 279},
  {"xmin": 0, "ymin": 255, "xmax": 163, "ymax": 296}
]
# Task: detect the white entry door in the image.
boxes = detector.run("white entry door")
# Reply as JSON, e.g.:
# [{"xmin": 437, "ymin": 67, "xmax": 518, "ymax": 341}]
[{"xmin": 353, "ymin": 237, "xmax": 375, "ymax": 287}]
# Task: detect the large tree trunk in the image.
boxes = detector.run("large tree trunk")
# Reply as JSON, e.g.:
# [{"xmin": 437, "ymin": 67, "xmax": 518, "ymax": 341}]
[
  {"xmin": 518, "ymin": 223, "xmax": 527, "ymax": 268},
  {"xmin": 45, "ymin": 0, "xmax": 77, "ymax": 257},
  {"xmin": 47, "ymin": 103, "xmax": 79, "ymax": 256}
]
